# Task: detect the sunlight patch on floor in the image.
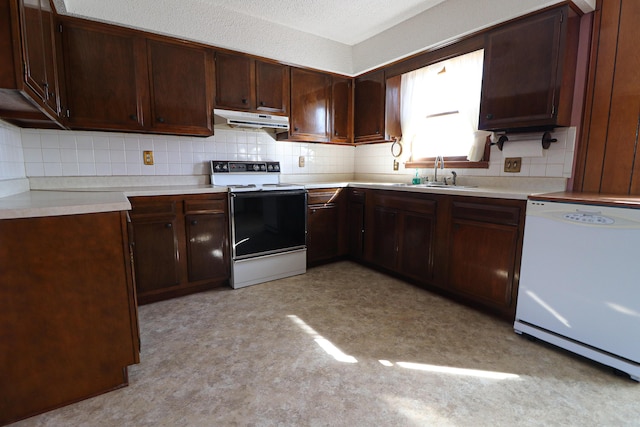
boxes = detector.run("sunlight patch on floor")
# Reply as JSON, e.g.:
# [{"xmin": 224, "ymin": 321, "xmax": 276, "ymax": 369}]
[
  {"xmin": 380, "ymin": 359, "xmax": 518, "ymax": 380},
  {"xmin": 287, "ymin": 314, "xmax": 357, "ymax": 363}
]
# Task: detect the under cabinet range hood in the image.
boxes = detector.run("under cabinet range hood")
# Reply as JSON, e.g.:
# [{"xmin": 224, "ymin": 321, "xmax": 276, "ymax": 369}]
[{"xmin": 213, "ymin": 109, "xmax": 289, "ymax": 132}]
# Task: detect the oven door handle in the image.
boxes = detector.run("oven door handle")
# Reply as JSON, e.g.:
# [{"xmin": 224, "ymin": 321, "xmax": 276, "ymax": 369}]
[{"xmin": 230, "ymin": 189, "xmax": 308, "ymax": 198}]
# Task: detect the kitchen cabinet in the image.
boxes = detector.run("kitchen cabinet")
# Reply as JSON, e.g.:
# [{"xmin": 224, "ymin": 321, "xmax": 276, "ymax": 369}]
[
  {"xmin": 62, "ymin": 17, "xmax": 214, "ymax": 136},
  {"xmin": 575, "ymin": 0, "xmax": 640, "ymax": 195},
  {"xmin": 354, "ymin": 70, "xmax": 386, "ymax": 143},
  {"xmin": 446, "ymin": 198, "xmax": 525, "ymax": 317},
  {"xmin": 478, "ymin": 5, "xmax": 579, "ymax": 131},
  {"xmin": 147, "ymin": 39, "xmax": 214, "ymax": 135},
  {"xmin": 307, "ymin": 188, "xmax": 347, "ymax": 265},
  {"xmin": 288, "ymin": 67, "xmax": 331, "ymax": 142},
  {"xmin": 330, "ymin": 76, "xmax": 353, "ymax": 143},
  {"xmin": 347, "ymin": 188, "xmax": 366, "ymax": 259},
  {"xmin": 366, "ymin": 190, "xmax": 437, "ymax": 282},
  {"xmin": 0, "ymin": 0, "xmax": 64, "ymax": 128},
  {"xmin": 129, "ymin": 193, "xmax": 229, "ymax": 304},
  {"xmin": 0, "ymin": 211, "xmax": 140, "ymax": 425},
  {"xmin": 214, "ymin": 51, "xmax": 289, "ymax": 115}
]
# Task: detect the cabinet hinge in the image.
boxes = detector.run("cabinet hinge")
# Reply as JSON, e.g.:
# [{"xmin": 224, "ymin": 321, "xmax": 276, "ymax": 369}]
[
  {"xmin": 551, "ymin": 104, "xmax": 556, "ymax": 117},
  {"xmin": 58, "ymin": 23, "xmax": 63, "ymax": 33},
  {"xmin": 560, "ymin": 10, "xmax": 564, "ymax": 23},
  {"xmin": 66, "ymin": 109, "xmax": 70, "ymax": 118}
]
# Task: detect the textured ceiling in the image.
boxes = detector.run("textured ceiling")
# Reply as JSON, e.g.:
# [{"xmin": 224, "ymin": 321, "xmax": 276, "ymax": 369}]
[{"xmin": 199, "ymin": 0, "xmax": 447, "ymax": 45}]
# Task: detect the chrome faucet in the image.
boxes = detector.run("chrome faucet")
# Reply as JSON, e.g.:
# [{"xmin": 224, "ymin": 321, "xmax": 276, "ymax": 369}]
[{"xmin": 434, "ymin": 155, "xmax": 444, "ymax": 183}]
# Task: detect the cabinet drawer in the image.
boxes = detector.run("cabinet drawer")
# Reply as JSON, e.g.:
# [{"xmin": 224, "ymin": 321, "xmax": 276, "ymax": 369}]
[
  {"xmin": 373, "ymin": 193, "xmax": 436, "ymax": 215},
  {"xmin": 451, "ymin": 201, "xmax": 521, "ymax": 226},
  {"xmin": 129, "ymin": 199, "xmax": 176, "ymax": 219},
  {"xmin": 308, "ymin": 188, "xmax": 341, "ymax": 205},
  {"xmin": 184, "ymin": 198, "xmax": 227, "ymax": 214},
  {"xmin": 349, "ymin": 189, "xmax": 366, "ymax": 203}
]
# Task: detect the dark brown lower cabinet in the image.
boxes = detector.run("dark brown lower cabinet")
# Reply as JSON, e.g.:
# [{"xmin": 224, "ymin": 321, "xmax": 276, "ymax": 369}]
[
  {"xmin": 359, "ymin": 188, "xmax": 525, "ymax": 320},
  {"xmin": 446, "ymin": 198, "xmax": 525, "ymax": 318},
  {"xmin": 0, "ymin": 211, "xmax": 140, "ymax": 425},
  {"xmin": 306, "ymin": 188, "xmax": 347, "ymax": 266},
  {"xmin": 129, "ymin": 193, "xmax": 229, "ymax": 304},
  {"xmin": 347, "ymin": 188, "xmax": 366, "ymax": 259},
  {"xmin": 367, "ymin": 191, "xmax": 437, "ymax": 282}
]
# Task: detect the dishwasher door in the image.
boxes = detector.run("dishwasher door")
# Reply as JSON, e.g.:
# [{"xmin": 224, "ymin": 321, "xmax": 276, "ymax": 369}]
[{"xmin": 514, "ymin": 200, "xmax": 640, "ymax": 378}]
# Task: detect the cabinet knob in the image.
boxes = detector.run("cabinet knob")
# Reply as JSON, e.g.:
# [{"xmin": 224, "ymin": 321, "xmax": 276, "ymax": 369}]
[
  {"xmin": 157, "ymin": 117, "xmax": 165, "ymax": 123},
  {"xmin": 191, "ymin": 220, "xmax": 198, "ymax": 225},
  {"xmin": 165, "ymin": 223, "xmax": 172, "ymax": 228},
  {"xmin": 375, "ymin": 129, "xmax": 380, "ymax": 134},
  {"xmin": 259, "ymin": 101, "xmax": 265, "ymax": 106},
  {"xmin": 242, "ymin": 98, "xmax": 248, "ymax": 104},
  {"xmin": 486, "ymin": 113, "xmax": 493, "ymax": 120},
  {"xmin": 129, "ymin": 114, "xmax": 138, "ymax": 121},
  {"xmin": 294, "ymin": 127, "xmax": 299, "ymax": 132},
  {"xmin": 334, "ymin": 130, "xmax": 339, "ymax": 136}
]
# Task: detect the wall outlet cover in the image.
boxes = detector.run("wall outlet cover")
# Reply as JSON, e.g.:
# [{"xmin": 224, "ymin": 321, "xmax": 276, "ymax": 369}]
[
  {"xmin": 143, "ymin": 151, "xmax": 154, "ymax": 165},
  {"xmin": 504, "ymin": 157, "xmax": 521, "ymax": 173}
]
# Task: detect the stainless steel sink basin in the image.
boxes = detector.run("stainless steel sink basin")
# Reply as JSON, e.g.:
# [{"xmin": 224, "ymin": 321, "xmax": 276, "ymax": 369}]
[{"xmin": 383, "ymin": 183, "xmax": 477, "ymax": 189}]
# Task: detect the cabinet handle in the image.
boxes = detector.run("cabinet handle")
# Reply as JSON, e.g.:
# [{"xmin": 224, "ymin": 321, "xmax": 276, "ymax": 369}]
[
  {"xmin": 334, "ymin": 130, "xmax": 339, "ymax": 136},
  {"xmin": 375, "ymin": 129, "xmax": 380, "ymax": 134},
  {"xmin": 165, "ymin": 223, "xmax": 172, "ymax": 228},
  {"xmin": 191, "ymin": 220, "xmax": 198, "ymax": 225},
  {"xmin": 294, "ymin": 127, "xmax": 299, "ymax": 132},
  {"xmin": 157, "ymin": 117, "xmax": 165, "ymax": 123},
  {"xmin": 242, "ymin": 98, "xmax": 248, "ymax": 104},
  {"xmin": 259, "ymin": 101, "xmax": 265, "ymax": 106},
  {"xmin": 130, "ymin": 114, "xmax": 138, "ymax": 121}
]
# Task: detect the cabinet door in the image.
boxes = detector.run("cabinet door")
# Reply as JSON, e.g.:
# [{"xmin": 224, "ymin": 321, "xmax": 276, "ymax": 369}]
[
  {"xmin": 290, "ymin": 67, "xmax": 331, "ymax": 142},
  {"xmin": 348, "ymin": 190, "xmax": 366, "ymax": 259},
  {"xmin": 215, "ymin": 51, "xmax": 253, "ymax": 110},
  {"xmin": 20, "ymin": 0, "xmax": 47, "ymax": 102},
  {"xmin": 62, "ymin": 20, "xmax": 147, "ymax": 131},
  {"xmin": 479, "ymin": 7, "xmax": 567, "ymax": 130},
  {"xmin": 147, "ymin": 39, "xmax": 213, "ymax": 135},
  {"xmin": 255, "ymin": 60, "xmax": 288, "ymax": 114},
  {"xmin": 130, "ymin": 217, "xmax": 181, "ymax": 294},
  {"xmin": 399, "ymin": 211, "xmax": 435, "ymax": 282},
  {"xmin": 185, "ymin": 213, "xmax": 229, "ymax": 282},
  {"xmin": 354, "ymin": 70, "xmax": 385, "ymax": 143},
  {"xmin": 331, "ymin": 76, "xmax": 352, "ymax": 143},
  {"xmin": 371, "ymin": 206, "xmax": 398, "ymax": 271},
  {"xmin": 307, "ymin": 204, "xmax": 339, "ymax": 264},
  {"xmin": 448, "ymin": 220, "xmax": 519, "ymax": 309}
]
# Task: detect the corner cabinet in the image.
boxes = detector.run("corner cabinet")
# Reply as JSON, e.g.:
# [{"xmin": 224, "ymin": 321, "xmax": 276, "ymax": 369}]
[
  {"xmin": 214, "ymin": 51, "xmax": 289, "ymax": 115},
  {"xmin": 354, "ymin": 70, "xmax": 386, "ymax": 143},
  {"xmin": 479, "ymin": 5, "xmax": 579, "ymax": 131},
  {"xmin": 306, "ymin": 188, "xmax": 347, "ymax": 265},
  {"xmin": 129, "ymin": 193, "xmax": 229, "ymax": 304},
  {"xmin": 61, "ymin": 17, "xmax": 214, "ymax": 136},
  {"xmin": 287, "ymin": 67, "xmax": 331, "ymax": 142}
]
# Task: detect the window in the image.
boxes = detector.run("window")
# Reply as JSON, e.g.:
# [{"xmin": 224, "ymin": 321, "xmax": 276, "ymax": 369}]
[{"xmin": 401, "ymin": 49, "xmax": 490, "ymax": 167}]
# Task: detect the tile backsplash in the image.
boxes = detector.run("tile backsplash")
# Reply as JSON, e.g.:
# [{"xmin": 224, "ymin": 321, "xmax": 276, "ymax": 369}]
[
  {"xmin": 2, "ymin": 119, "xmax": 576, "ymax": 184},
  {"xmin": 0, "ymin": 121, "xmax": 26, "ymax": 180}
]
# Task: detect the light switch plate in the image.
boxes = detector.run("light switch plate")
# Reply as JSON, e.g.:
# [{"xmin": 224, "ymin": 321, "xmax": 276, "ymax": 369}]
[
  {"xmin": 504, "ymin": 157, "xmax": 521, "ymax": 173},
  {"xmin": 298, "ymin": 156, "xmax": 305, "ymax": 167}
]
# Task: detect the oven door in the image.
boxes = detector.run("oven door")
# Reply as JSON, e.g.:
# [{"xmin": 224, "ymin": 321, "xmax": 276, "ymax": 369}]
[{"xmin": 230, "ymin": 189, "xmax": 307, "ymax": 260}]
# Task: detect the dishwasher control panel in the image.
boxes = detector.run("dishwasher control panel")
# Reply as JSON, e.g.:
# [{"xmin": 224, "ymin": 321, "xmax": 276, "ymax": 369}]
[{"xmin": 562, "ymin": 212, "xmax": 614, "ymax": 225}]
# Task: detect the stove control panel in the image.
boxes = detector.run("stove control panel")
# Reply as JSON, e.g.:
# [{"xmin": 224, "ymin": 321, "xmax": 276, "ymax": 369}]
[{"xmin": 211, "ymin": 161, "xmax": 280, "ymax": 173}]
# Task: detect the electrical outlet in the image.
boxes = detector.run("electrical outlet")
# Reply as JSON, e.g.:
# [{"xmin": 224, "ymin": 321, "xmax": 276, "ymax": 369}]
[
  {"xmin": 143, "ymin": 150, "xmax": 154, "ymax": 165},
  {"xmin": 504, "ymin": 157, "xmax": 521, "ymax": 173},
  {"xmin": 298, "ymin": 156, "xmax": 305, "ymax": 167},
  {"xmin": 393, "ymin": 159, "xmax": 399, "ymax": 170}
]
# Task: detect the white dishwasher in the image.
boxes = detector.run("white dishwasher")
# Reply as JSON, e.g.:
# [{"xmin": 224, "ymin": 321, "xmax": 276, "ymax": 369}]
[{"xmin": 514, "ymin": 199, "xmax": 640, "ymax": 381}]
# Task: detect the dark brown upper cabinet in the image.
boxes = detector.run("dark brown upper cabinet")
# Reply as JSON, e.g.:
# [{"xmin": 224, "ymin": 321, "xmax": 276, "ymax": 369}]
[
  {"xmin": 288, "ymin": 67, "xmax": 331, "ymax": 142},
  {"xmin": 0, "ymin": 0, "xmax": 64, "ymax": 128},
  {"xmin": 62, "ymin": 18, "xmax": 214, "ymax": 136},
  {"xmin": 330, "ymin": 76, "xmax": 353, "ymax": 144},
  {"xmin": 214, "ymin": 51, "xmax": 289, "ymax": 115},
  {"xmin": 354, "ymin": 70, "xmax": 386, "ymax": 143},
  {"xmin": 147, "ymin": 39, "xmax": 214, "ymax": 135},
  {"xmin": 478, "ymin": 6, "xmax": 579, "ymax": 132}
]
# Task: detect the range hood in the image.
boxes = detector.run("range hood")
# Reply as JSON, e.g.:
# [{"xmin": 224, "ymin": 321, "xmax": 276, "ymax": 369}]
[{"xmin": 213, "ymin": 109, "xmax": 289, "ymax": 131}]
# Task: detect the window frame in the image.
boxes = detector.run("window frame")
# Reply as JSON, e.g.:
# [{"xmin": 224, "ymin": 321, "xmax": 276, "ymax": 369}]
[{"xmin": 385, "ymin": 35, "xmax": 490, "ymax": 169}]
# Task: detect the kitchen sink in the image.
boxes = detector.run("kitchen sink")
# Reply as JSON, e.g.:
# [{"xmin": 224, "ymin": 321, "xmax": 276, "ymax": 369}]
[{"xmin": 386, "ymin": 183, "xmax": 477, "ymax": 189}]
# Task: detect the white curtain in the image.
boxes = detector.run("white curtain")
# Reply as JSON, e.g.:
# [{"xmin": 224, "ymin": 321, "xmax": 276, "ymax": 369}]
[{"xmin": 400, "ymin": 49, "xmax": 487, "ymax": 161}]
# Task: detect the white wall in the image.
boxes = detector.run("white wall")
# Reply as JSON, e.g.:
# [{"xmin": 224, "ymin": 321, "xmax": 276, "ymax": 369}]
[
  {"xmin": 0, "ymin": 121, "xmax": 26, "ymax": 181},
  {"xmin": 20, "ymin": 127, "xmax": 355, "ymax": 180}
]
